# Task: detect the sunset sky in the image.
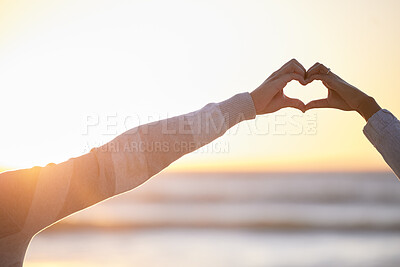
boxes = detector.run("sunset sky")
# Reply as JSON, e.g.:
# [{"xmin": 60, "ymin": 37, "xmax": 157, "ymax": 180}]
[{"xmin": 1, "ymin": 0, "xmax": 399, "ymax": 172}]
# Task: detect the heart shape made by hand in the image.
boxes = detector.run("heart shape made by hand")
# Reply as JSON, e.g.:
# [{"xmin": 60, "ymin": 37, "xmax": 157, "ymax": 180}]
[{"xmin": 283, "ymin": 79, "xmax": 328, "ymax": 105}]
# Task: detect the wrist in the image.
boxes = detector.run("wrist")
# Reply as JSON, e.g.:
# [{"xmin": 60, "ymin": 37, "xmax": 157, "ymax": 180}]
[{"xmin": 356, "ymin": 96, "xmax": 381, "ymax": 122}]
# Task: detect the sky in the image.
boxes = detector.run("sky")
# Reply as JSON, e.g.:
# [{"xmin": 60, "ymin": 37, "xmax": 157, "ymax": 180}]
[{"xmin": 0, "ymin": 0, "xmax": 399, "ymax": 172}]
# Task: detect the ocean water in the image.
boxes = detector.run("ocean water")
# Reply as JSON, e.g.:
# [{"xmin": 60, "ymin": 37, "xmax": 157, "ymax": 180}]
[{"xmin": 24, "ymin": 172, "xmax": 400, "ymax": 267}]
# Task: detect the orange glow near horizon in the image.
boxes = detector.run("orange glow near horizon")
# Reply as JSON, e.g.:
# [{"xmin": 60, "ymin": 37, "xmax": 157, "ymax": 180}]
[{"xmin": 1, "ymin": 0, "xmax": 400, "ymax": 173}]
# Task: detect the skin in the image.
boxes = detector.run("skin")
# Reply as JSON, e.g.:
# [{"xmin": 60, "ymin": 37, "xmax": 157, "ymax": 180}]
[
  {"xmin": 251, "ymin": 59, "xmax": 381, "ymax": 121},
  {"xmin": 304, "ymin": 62, "xmax": 382, "ymax": 121},
  {"xmin": 250, "ymin": 59, "xmax": 307, "ymax": 115}
]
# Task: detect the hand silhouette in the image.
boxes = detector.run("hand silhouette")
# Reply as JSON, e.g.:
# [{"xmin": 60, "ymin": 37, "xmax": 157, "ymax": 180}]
[
  {"xmin": 250, "ymin": 59, "xmax": 307, "ymax": 115},
  {"xmin": 304, "ymin": 62, "xmax": 381, "ymax": 121}
]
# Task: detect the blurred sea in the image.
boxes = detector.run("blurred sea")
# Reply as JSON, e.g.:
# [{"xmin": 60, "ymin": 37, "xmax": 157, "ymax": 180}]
[{"xmin": 25, "ymin": 172, "xmax": 400, "ymax": 267}]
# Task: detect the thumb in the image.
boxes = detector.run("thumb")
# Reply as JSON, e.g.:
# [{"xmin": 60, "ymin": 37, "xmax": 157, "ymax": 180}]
[
  {"xmin": 283, "ymin": 96, "xmax": 306, "ymax": 113},
  {"xmin": 305, "ymin": 99, "xmax": 330, "ymax": 111}
]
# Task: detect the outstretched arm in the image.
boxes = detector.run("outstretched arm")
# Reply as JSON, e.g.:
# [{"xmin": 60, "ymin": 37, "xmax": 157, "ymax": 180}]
[
  {"xmin": 0, "ymin": 59, "xmax": 306, "ymax": 240},
  {"xmin": 305, "ymin": 62, "xmax": 400, "ymax": 179},
  {"xmin": 0, "ymin": 93, "xmax": 256, "ymax": 238}
]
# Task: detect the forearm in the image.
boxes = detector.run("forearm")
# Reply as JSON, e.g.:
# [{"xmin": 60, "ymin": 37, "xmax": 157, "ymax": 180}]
[
  {"xmin": 94, "ymin": 92, "xmax": 256, "ymax": 195},
  {"xmin": 0, "ymin": 92, "xmax": 256, "ymax": 236},
  {"xmin": 363, "ymin": 109, "xmax": 400, "ymax": 179}
]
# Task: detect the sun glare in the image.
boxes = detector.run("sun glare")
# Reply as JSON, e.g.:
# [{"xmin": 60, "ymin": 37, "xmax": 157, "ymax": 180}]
[{"xmin": 0, "ymin": 0, "xmax": 399, "ymax": 172}]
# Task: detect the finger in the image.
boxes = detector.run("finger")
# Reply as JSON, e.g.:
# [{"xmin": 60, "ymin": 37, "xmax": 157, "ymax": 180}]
[
  {"xmin": 307, "ymin": 62, "xmax": 320, "ymax": 73},
  {"xmin": 269, "ymin": 60, "xmax": 294, "ymax": 77},
  {"xmin": 279, "ymin": 59, "xmax": 297, "ymax": 71},
  {"xmin": 286, "ymin": 58, "xmax": 307, "ymax": 74},
  {"xmin": 283, "ymin": 96, "xmax": 306, "ymax": 113},
  {"xmin": 305, "ymin": 73, "xmax": 331, "ymax": 84},
  {"xmin": 305, "ymin": 99, "xmax": 331, "ymax": 110},
  {"xmin": 280, "ymin": 72, "xmax": 306, "ymax": 85},
  {"xmin": 295, "ymin": 60, "xmax": 307, "ymax": 75},
  {"xmin": 306, "ymin": 62, "xmax": 330, "ymax": 79},
  {"xmin": 306, "ymin": 62, "xmax": 322, "ymax": 76},
  {"xmin": 272, "ymin": 59, "xmax": 306, "ymax": 80},
  {"xmin": 279, "ymin": 59, "xmax": 306, "ymax": 77},
  {"xmin": 304, "ymin": 63, "xmax": 320, "ymax": 82}
]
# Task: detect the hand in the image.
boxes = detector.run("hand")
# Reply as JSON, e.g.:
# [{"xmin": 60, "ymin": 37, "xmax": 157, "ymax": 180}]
[
  {"xmin": 250, "ymin": 59, "xmax": 307, "ymax": 115},
  {"xmin": 304, "ymin": 62, "xmax": 381, "ymax": 121}
]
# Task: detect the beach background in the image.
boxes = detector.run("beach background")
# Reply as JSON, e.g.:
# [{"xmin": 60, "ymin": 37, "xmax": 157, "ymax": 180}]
[
  {"xmin": 24, "ymin": 171, "xmax": 400, "ymax": 267},
  {"xmin": 1, "ymin": 0, "xmax": 400, "ymax": 266}
]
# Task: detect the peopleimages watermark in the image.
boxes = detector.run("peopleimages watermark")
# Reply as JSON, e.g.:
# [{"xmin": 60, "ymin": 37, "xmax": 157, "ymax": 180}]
[
  {"xmin": 80, "ymin": 111, "xmax": 317, "ymax": 153},
  {"xmin": 81, "ymin": 140, "xmax": 230, "ymax": 154},
  {"xmin": 81, "ymin": 111, "xmax": 318, "ymax": 136}
]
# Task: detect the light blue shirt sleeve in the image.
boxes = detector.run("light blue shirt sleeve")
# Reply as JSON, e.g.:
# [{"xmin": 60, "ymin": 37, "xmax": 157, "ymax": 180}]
[{"xmin": 363, "ymin": 109, "xmax": 400, "ymax": 179}]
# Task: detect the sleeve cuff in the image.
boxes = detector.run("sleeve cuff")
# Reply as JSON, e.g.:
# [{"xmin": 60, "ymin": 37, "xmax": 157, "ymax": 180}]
[
  {"xmin": 218, "ymin": 92, "xmax": 257, "ymax": 129},
  {"xmin": 363, "ymin": 109, "xmax": 395, "ymax": 145}
]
